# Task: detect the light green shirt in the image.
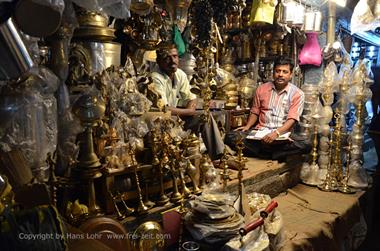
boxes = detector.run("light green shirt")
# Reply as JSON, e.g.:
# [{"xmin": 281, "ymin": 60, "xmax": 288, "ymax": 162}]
[{"xmin": 151, "ymin": 67, "xmax": 197, "ymax": 107}]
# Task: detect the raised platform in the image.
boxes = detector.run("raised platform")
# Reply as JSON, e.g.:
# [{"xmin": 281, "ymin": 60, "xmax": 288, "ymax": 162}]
[
  {"xmin": 226, "ymin": 156, "xmax": 303, "ymax": 197},
  {"xmin": 226, "ymin": 157, "xmax": 367, "ymax": 251},
  {"xmin": 277, "ymin": 184, "xmax": 366, "ymax": 251}
]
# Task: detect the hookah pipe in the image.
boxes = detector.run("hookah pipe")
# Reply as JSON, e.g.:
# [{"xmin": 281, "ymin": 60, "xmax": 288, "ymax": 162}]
[{"xmin": 239, "ymin": 200, "xmax": 278, "ymax": 244}]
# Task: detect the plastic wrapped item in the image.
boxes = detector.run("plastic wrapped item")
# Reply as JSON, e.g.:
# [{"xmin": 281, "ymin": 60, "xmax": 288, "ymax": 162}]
[
  {"xmin": 351, "ymin": 59, "xmax": 374, "ymax": 86},
  {"xmin": 322, "ymin": 62, "xmax": 339, "ymax": 85},
  {"xmin": 119, "ymin": 92, "xmax": 152, "ymax": 116},
  {"xmin": 23, "ymin": 66, "xmax": 60, "ymax": 94},
  {"xmin": 299, "ymin": 32, "xmax": 322, "ymax": 66},
  {"xmin": 72, "ymin": 0, "xmax": 131, "ymax": 19},
  {"xmin": 351, "ymin": 0, "xmax": 380, "ymax": 35},
  {"xmin": 0, "ymin": 88, "xmax": 56, "ymax": 181},
  {"xmin": 318, "ymin": 152, "xmax": 329, "ymax": 166},
  {"xmin": 347, "ymin": 160, "xmax": 369, "ymax": 188},
  {"xmin": 347, "ymin": 85, "xmax": 372, "ymax": 103},
  {"xmin": 185, "ymin": 192, "xmax": 243, "ymax": 244},
  {"xmin": 300, "ymin": 163, "xmax": 322, "ymax": 186},
  {"xmin": 222, "ymin": 227, "xmax": 269, "ymax": 251}
]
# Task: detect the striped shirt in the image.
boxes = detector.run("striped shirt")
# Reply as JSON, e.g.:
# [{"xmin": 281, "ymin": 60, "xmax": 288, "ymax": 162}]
[{"xmin": 250, "ymin": 82, "xmax": 304, "ymax": 130}]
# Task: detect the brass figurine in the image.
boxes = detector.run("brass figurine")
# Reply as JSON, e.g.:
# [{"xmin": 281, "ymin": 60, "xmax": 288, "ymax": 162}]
[{"xmin": 186, "ymin": 158, "xmax": 201, "ymax": 195}]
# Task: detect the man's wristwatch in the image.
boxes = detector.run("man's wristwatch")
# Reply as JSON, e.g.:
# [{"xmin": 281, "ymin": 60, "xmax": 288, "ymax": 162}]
[{"xmin": 275, "ymin": 129, "xmax": 281, "ymax": 137}]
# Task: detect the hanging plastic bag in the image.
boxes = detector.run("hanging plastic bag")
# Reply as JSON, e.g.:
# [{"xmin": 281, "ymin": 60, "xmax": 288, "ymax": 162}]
[
  {"xmin": 299, "ymin": 32, "xmax": 322, "ymax": 66},
  {"xmin": 351, "ymin": 0, "xmax": 380, "ymax": 34},
  {"xmin": 173, "ymin": 24, "xmax": 185, "ymax": 57},
  {"xmin": 249, "ymin": 0, "xmax": 277, "ymax": 25},
  {"xmin": 72, "ymin": 0, "xmax": 131, "ymax": 19}
]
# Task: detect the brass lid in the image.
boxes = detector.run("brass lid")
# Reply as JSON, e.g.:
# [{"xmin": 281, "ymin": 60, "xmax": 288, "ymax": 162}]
[{"xmin": 76, "ymin": 11, "xmax": 108, "ymax": 28}]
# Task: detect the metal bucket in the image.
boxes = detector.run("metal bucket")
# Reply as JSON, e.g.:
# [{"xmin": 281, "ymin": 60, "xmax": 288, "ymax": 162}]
[
  {"xmin": 14, "ymin": 0, "xmax": 63, "ymax": 37},
  {"xmin": 0, "ymin": 18, "xmax": 34, "ymax": 81}
]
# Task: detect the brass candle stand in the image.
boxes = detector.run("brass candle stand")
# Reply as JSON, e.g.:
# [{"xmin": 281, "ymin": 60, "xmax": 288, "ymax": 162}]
[
  {"xmin": 220, "ymin": 148, "xmax": 230, "ymax": 192},
  {"xmin": 167, "ymin": 143, "xmax": 183, "ymax": 203},
  {"xmin": 338, "ymin": 142, "xmax": 355, "ymax": 194},
  {"xmin": 117, "ymin": 191, "xmax": 135, "ymax": 216},
  {"xmin": 236, "ymin": 135, "xmax": 245, "ymax": 214},
  {"xmin": 108, "ymin": 191, "xmax": 125, "ymax": 220},
  {"xmin": 173, "ymin": 138, "xmax": 192, "ymax": 198},
  {"xmin": 310, "ymin": 119, "xmax": 319, "ymax": 166},
  {"xmin": 331, "ymin": 113, "xmax": 343, "ymax": 184},
  {"xmin": 129, "ymin": 146, "xmax": 149, "ymax": 214},
  {"xmin": 169, "ymin": 158, "xmax": 183, "ymax": 204},
  {"xmin": 156, "ymin": 131, "xmax": 170, "ymax": 206},
  {"xmin": 318, "ymin": 131, "xmax": 338, "ymax": 192},
  {"xmin": 72, "ymin": 94, "xmax": 106, "ymax": 215},
  {"xmin": 178, "ymin": 163, "xmax": 192, "ymax": 199},
  {"xmin": 301, "ymin": 120, "xmax": 322, "ymax": 186},
  {"xmin": 141, "ymin": 168, "xmax": 155, "ymax": 209}
]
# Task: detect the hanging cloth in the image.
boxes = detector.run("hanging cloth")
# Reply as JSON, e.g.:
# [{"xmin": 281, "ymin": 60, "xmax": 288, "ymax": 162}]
[{"xmin": 173, "ymin": 24, "xmax": 186, "ymax": 56}]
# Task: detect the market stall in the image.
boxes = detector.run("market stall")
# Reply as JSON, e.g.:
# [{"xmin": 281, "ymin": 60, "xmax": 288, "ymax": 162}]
[{"xmin": 0, "ymin": 0, "xmax": 377, "ymax": 250}]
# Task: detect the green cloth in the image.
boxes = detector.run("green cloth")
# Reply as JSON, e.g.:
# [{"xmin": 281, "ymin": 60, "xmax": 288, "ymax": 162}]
[{"xmin": 173, "ymin": 24, "xmax": 186, "ymax": 56}]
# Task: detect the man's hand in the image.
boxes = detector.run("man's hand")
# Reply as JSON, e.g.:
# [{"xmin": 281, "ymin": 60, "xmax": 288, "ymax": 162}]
[
  {"xmin": 262, "ymin": 131, "xmax": 278, "ymax": 144},
  {"xmin": 234, "ymin": 125, "xmax": 251, "ymax": 132}
]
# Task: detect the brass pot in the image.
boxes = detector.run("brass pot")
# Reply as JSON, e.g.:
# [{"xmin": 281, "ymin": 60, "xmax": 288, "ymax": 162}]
[
  {"xmin": 131, "ymin": 0, "xmax": 154, "ymax": 15},
  {"xmin": 225, "ymin": 90, "xmax": 239, "ymax": 96},
  {"xmin": 228, "ymin": 96, "xmax": 239, "ymax": 103},
  {"xmin": 240, "ymin": 85, "xmax": 256, "ymax": 98},
  {"xmin": 225, "ymin": 83, "xmax": 238, "ymax": 91}
]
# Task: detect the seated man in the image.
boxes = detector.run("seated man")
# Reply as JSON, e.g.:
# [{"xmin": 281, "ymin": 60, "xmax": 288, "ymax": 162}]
[
  {"xmin": 150, "ymin": 43, "xmax": 224, "ymax": 160},
  {"xmin": 225, "ymin": 58, "xmax": 311, "ymax": 160}
]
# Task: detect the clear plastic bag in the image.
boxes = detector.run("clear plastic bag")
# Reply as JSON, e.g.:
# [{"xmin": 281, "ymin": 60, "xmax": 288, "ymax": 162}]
[
  {"xmin": 72, "ymin": 0, "xmax": 131, "ymax": 19},
  {"xmin": 351, "ymin": 0, "xmax": 380, "ymax": 35}
]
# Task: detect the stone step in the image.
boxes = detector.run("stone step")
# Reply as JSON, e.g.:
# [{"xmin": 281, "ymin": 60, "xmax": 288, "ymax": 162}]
[{"xmin": 226, "ymin": 156, "xmax": 303, "ymax": 198}]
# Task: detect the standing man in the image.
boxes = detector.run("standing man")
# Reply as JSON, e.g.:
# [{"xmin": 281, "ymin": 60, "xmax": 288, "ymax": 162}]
[
  {"xmin": 225, "ymin": 58, "xmax": 310, "ymax": 160},
  {"xmin": 150, "ymin": 43, "xmax": 224, "ymax": 160}
]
